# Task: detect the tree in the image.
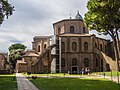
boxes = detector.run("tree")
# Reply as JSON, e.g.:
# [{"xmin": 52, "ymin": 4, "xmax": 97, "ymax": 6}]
[
  {"xmin": 0, "ymin": 0, "xmax": 14, "ymax": 25},
  {"xmin": 84, "ymin": 0, "xmax": 120, "ymax": 83},
  {"xmin": 8, "ymin": 43, "xmax": 27, "ymax": 69}
]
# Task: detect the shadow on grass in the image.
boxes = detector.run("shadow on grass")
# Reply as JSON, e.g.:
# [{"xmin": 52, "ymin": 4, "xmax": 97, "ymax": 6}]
[{"xmin": 31, "ymin": 78, "xmax": 120, "ymax": 90}]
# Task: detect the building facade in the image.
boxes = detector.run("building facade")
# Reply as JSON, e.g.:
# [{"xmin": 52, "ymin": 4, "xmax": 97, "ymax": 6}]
[
  {"xmin": 0, "ymin": 53, "xmax": 10, "ymax": 74},
  {"xmin": 16, "ymin": 12, "xmax": 117, "ymax": 73}
]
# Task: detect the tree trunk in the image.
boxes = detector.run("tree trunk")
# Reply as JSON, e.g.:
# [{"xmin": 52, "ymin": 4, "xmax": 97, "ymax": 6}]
[
  {"xmin": 115, "ymin": 30, "xmax": 120, "ymax": 53},
  {"xmin": 112, "ymin": 34, "xmax": 120, "ymax": 83}
]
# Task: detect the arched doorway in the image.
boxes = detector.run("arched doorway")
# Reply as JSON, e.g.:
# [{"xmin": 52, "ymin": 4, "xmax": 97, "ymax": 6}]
[
  {"xmin": 106, "ymin": 63, "xmax": 110, "ymax": 71},
  {"xmin": 100, "ymin": 59, "xmax": 103, "ymax": 72},
  {"xmin": 71, "ymin": 58, "xmax": 78, "ymax": 74}
]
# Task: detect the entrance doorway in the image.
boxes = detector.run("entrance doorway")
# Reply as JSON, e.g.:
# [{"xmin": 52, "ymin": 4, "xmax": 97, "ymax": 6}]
[
  {"xmin": 99, "ymin": 59, "xmax": 103, "ymax": 72},
  {"xmin": 71, "ymin": 66, "xmax": 78, "ymax": 74},
  {"xmin": 106, "ymin": 63, "xmax": 110, "ymax": 71}
]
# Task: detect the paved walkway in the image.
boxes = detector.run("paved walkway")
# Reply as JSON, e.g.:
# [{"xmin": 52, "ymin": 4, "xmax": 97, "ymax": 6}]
[
  {"xmin": 16, "ymin": 73, "xmax": 39, "ymax": 90},
  {"xmin": 91, "ymin": 74, "xmax": 120, "ymax": 84},
  {"xmin": 102, "ymin": 75, "xmax": 120, "ymax": 84}
]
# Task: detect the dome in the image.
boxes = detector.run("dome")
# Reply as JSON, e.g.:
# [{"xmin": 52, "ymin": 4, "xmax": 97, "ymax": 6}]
[{"xmin": 75, "ymin": 11, "xmax": 83, "ymax": 20}]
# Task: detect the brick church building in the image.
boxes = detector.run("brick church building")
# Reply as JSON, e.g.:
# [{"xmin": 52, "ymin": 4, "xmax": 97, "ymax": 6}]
[{"xmin": 16, "ymin": 12, "xmax": 117, "ymax": 74}]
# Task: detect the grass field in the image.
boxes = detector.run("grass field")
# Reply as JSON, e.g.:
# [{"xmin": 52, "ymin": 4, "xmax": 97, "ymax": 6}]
[
  {"xmin": 0, "ymin": 74, "xmax": 17, "ymax": 90},
  {"xmin": 30, "ymin": 78, "xmax": 120, "ymax": 90}
]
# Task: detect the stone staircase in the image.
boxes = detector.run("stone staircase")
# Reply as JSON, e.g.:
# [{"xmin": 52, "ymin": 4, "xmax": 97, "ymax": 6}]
[
  {"xmin": 32, "ymin": 44, "xmax": 56, "ymax": 66},
  {"xmin": 94, "ymin": 48, "xmax": 116, "ymax": 71}
]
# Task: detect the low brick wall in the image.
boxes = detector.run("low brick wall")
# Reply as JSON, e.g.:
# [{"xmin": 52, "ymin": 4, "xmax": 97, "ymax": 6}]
[{"xmin": 0, "ymin": 70, "xmax": 10, "ymax": 74}]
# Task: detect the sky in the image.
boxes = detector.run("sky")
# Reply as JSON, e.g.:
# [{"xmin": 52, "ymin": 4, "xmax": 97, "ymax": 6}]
[{"xmin": 0, "ymin": 0, "xmax": 110, "ymax": 52}]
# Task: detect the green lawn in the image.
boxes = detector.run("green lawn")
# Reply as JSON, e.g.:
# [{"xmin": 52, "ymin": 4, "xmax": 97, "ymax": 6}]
[
  {"xmin": 30, "ymin": 78, "xmax": 120, "ymax": 90},
  {"xmin": 0, "ymin": 74, "xmax": 17, "ymax": 90}
]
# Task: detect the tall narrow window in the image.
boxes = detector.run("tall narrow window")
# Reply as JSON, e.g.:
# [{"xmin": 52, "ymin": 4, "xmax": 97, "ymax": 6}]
[
  {"xmin": 83, "ymin": 27, "xmax": 85, "ymax": 33},
  {"xmin": 105, "ymin": 45, "xmax": 107, "ymax": 53},
  {"xmin": 70, "ymin": 26, "xmax": 74, "ymax": 33},
  {"xmin": 100, "ymin": 59, "xmax": 103, "ymax": 71},
  {"xmin": 96, "ymin": 59, "xmax": 98, "ymax": 67},
  {"xmin": 61, "ymin": 58, "xmax": 65, "ymax": 67},
  {"xmin": 58, "ymin": 27, "xmax": 61, "ymax": 34},
  {"xmin": 38, "ymin": 45, "xmax": 40, "ymax": 52},
  {"xmin": 72, "ymin": 58, "xmax": 77, "ymax": 66},
  {"xmin": 44, "ymin": 44, "xmax": 46, "ymax": 49},
  {"xmin": 100, "ymin": 44, "xmax": 102, "ymax": 51},
  {"xmin": 84, "ymin": 58, "xmax": 89, "ymax": 67},
  {"xmin": 84, "ymin": 42, "xmax": 88, "ymax": 51},
  {"xmin": 95, "ymin": 43, "xmax": 97, "ymax": 48},
  {"xmin": 72, "ymin": 42, "xmax": 77, "ymax": 51},
  {"xmin": 61, "ymin": 42, "xmax": 65, "ymax": 51}
]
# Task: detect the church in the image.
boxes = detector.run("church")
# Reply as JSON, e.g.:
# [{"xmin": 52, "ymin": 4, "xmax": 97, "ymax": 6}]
[{"xmin": 16, "ymin": 12, "xmax": 117, "ymax": 74}]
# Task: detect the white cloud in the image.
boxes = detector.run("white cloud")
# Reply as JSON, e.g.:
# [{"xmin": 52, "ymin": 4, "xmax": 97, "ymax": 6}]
[{"xmin": 0, "ymin": 0, "xmax": 89, "ymax": 52}]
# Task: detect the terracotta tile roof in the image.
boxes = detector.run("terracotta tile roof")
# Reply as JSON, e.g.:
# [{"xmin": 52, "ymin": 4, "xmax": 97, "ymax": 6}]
[
  {"xmin": 33, "ymin": 36, "xmax": 51, "ymax": 39},
  {"xmin": 17, "ymin": 60, "xmax": 27, "ymax": 64},
  {"xmin": 23, "ymin": 52, "xmax": 39, "ymax": 57},
  {"xmin": 53, "ymin": 19, "xmax": 83, "ymax": 25}
]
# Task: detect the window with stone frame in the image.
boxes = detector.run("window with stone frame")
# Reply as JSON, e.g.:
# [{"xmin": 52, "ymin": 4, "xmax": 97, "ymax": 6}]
[
  {"xmin": 84, "ymin": 58, "xmax": 89, "ymax": 67},
  {"xmin": 38, "ymin": 45, "xmax": 40, "ymax": 52},
  {"xmin": 61, "ymin": 42, "xmax": 65, "ymax": 51},
  {"xmin": 83, "ymin": 27, "xmax": 85, "ymax": 33},
  {"xmin": 70, "ymin": 26, "xmax": 75, "ymax": 33},
  {"xmin": 95, "ymin": 43, "xmax": 97, "ymax": 48},
  {"xmin": 44, "ymin": 44, "xmax": 46, "ymax": 49},
  {"xmin": 72, "ymin": 42, "xmax": 77, "ymax": 51},
  {"xmin": 100, "ymin": 44, "xmax": 102, "ymax": 51},
  {"xmin": 84, "ymin": 42, "xmax": 88, "ymax": 51},
  {"xmin": 58, "ymin": 27, "xmax": 61, "ymax": 34},
  {"xmin": 105, "ymin": 45, "xmax": 107, "ymax": 53},
  {"xmin": 61, "ymin": 58, "xmax": 65, "ymax": 67},
  {"xmin": 96, "ymin": 59, "xmax": 98, "ymax": 67},
  {"xmin": 72, "ymin": 58, "xmax": 77, "ymax": 66}
]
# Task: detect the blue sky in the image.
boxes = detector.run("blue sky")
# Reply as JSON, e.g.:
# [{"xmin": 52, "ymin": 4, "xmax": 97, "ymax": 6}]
[{"xmin": 0, "ymin": 0, "xmax": 110, "ymax": 52}]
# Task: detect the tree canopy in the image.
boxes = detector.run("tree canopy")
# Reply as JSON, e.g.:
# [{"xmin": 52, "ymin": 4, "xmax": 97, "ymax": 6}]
[
  {"xmin": 8, "ymin": 43, "xmax": 27, "ymax": 51},
  {"xmin": 0, "ymin": 0, "xmax": 14, "ymax": 25},
  {"xmin": 84, "ymin": 0, "xmax": 120, "ymax": 34},
  {"xmin": 8, "ymin": 43, "xmax": 27, "ymax": 69},
  {"xmin": 84, "ymin": 0, "xmax": 120, "ymax": 83}
]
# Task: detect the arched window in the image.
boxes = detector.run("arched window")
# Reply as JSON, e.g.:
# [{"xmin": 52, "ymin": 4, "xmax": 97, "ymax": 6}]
[
  {"xmin": 44, "ymin": 44, "xmax": 46, "ymax": 49},
  {"xmin": 105, "ymin": 45, "xmax": 107, "ymax": 53},
  {"xmin": 84, "ymin": 42, "xmax": 88, "ymax": 51},
  {"xmin": 100, "ymin": 44, "xmax": 102, "ymax": 51},
  {"xmin": 72, "ymin": 42, "xmax": 77, "ymax": 51},
  {"xmin": 61, "ymin": 42, "xmax": 65, "ymax": 51},
  {"xmin": 96, "ymin": 59, "xmax": 98, "ymax": 67},
  {"xmin": 106, "ymin": 63, "xmax": 110, "ymax": 71},
  {"xmin": 58, "ymin": 27, "xmax": 61, "ymax": 34},
  {"xmin": 61, "ymin": 58, "xmax": 65, "ymax": 67},
  {"xmin": 38, "ymin": 45, "xmax": 40, "ymax": 52},
  {"xmin": 84, "ymin": 58, "xmax": 89, "ymax": 67},
  {"xmin": 72, "ymin": 58, "xmax": 77, "ymax": 66},
  {"xmin": 83, "ymin": 27, "xmax": 85, "ymax": 33},
  {"xmin": 95, "ymin": 43, "xmax": 97, "ymax": 48},
  {"xmin": 70, "ymin": 26, "xmax": 74, "ymax": 33},
  {"xmin": 100, "ymin": 59, "xmax": 103, "ymax": 71}
]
